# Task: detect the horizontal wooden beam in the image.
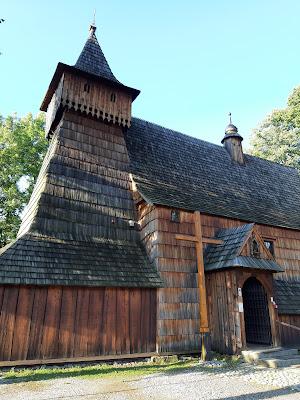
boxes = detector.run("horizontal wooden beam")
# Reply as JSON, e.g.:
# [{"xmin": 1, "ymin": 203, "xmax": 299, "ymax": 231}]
[
  {"xmin": 176, "ymin": 235, "xmax": 223, "ymax": 245},
  {"xmin": 276, "ymin": 320, "xmax": 300, "ymax": 332},
  {"xmin": 0, "ymin": 352, "xmax": 158, "ymax": 368},
  {"xmin": 175, "ymin": 234, "xmax": 197, "ymax": 242}
]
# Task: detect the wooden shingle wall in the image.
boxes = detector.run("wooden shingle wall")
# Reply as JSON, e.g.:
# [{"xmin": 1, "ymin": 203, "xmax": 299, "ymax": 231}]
[
  {"xmin": 137, "ymin": 204, "xmax": 300, "ymax": 354},
  {"xmin": 138, "ymin": 204, "xmax": 201, "ymax": 353}
]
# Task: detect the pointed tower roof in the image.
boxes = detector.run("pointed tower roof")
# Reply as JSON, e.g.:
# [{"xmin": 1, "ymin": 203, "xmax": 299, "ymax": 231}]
[
  {"xmin": 75, "ymin": 24, "xmax": 119, "ymax": 83},
  {"xmin": 40, "ymin": 24, "xmax": 139, "ymax": 111}
]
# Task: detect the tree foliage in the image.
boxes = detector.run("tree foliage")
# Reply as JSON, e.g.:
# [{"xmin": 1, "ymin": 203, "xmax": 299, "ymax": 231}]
[
  {"xmin": 250, "ymin": 86, "xmax": 300, "ymax": 170},
  {"xmin": 0, "ymin": 113, "xmax": 47, "ymax": 246}
]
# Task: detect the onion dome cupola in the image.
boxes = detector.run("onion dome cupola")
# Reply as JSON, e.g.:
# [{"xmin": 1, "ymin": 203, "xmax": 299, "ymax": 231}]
[
  {"xmin": 221, "ymin": 113, "xmax": 245, "ymax": 165},
  {"xmin": 40, "ymin": 22, "xmax": 140, "ymax": 138}
]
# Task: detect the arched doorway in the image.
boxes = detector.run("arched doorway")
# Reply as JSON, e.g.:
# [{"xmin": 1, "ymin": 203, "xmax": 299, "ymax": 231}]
[{"xmin": 243, "ymin": 277, "xmax": 272, "ymax": 345}]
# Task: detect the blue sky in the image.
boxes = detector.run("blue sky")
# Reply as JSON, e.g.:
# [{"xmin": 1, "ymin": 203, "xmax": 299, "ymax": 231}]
[{"xmin": 1, "ymin": 0, "xmax": 300, "ymax": 148}]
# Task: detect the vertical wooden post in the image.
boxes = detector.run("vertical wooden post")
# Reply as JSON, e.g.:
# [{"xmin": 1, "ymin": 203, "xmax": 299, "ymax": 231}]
[
  {"xmin": 194, "ymin": 211, "xmax": 210, "ymax": 360},
  {"xmin": 176, "ymin": 210, "xmax": 223, "ymax": 360}
]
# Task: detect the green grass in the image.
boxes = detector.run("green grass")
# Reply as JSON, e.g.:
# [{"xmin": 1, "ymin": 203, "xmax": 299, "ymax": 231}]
[
  {"xmin": 0, "ymin": 354, "xmax": 243, "ymax": 384},
  {"xmin": 1, "ymin": 360, "xmax": 199, "ymax": 383}
]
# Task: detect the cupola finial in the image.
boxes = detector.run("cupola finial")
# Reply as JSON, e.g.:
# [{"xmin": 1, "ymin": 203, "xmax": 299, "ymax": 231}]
[
  {"xmin": 221, "ymin": 113, "xmax": 244, "ymax": 164},
  {"xmin": 89, "ymin": 10, "xmax": 97, "ymax": 35}
]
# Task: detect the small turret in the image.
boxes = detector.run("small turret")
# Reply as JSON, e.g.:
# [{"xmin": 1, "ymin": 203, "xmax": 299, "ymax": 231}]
[{"xmin": 221, "ymin": 113, "xmax": 244, "ymax": 165}]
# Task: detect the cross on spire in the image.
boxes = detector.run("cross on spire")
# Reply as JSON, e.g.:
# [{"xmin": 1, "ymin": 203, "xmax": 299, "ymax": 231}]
[{"xmin": 229, "ymin": 112, "xmax": 232, "ymax": 124}]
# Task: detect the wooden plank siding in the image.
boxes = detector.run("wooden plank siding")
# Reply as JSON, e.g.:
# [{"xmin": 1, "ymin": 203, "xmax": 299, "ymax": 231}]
[
  {"xmin": 0, "ymin": 286, "xmax": 156, "ymax": 362},
  {"xmin": 137, "ymin": 204, "xmax": 299, "ymax": 354},
  {"xmin": 206, "ymin": 269, "xmax": 280, "ymax": 354},
  {"xmin": 278, "ymin": 315, "xmax": 300, "ymax": 346}
]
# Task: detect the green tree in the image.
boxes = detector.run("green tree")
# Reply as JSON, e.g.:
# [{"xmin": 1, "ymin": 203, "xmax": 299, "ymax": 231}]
[
  {"xmin": 0, "ymin": 113, "xmax": 47, "ymax": 247},
  {"xmin": 250, "ymin": 86, "xmax": 300, "ymax": 170}
]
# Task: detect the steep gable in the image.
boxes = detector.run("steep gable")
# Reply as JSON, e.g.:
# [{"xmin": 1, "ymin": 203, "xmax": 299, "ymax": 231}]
[{"xmin": 204, "ymin": 223, "xmax": 283, "ymax": 272}]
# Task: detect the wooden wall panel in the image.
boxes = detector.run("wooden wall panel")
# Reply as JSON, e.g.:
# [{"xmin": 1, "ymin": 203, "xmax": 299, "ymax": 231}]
[
  {"xmin": 27, "ymin": 288, "xmax": 48, "ymax": 360},
  {"xmin": 0, "ymin": 285, "xmax": 156, "ymax": 363},
  {"xmin": 137, "ymin": 203, "xmax": 299, "ymax": 354},
  {"xmin": 11, "ymin": 287, "xmax": 35, "ymax": 361},
  {"xmin": 206, "ymin": 269, "xmax": 281, "ymax": 354},
  {"xmin": 138, "ymin": 204, "xmax": 200, "ymax": 353},
  {"xmin": 0, "ymin": 287, "xmax": 19, "ymax": 360},
  {"xmin": 40, "ymin": 287, "xmax": 62, "ymax": 359},
  {"xmin": 278, "ymin": 315, "xmax": 300, "ymax": 346}
]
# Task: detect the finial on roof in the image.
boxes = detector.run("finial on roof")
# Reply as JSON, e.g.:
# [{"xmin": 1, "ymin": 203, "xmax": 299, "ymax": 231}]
[
  {"xmin": 225, "ymin": 112, "xmax": 238, "ymax": 135},
  {"xmin": 89, "ymin": 10, "xmax": 97, "ymax": 35}
]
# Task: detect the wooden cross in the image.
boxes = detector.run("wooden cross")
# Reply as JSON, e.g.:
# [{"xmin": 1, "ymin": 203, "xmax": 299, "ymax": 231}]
[{"xmin": 176, "ymin": 211, "xmax": 223, "ymax": 360}]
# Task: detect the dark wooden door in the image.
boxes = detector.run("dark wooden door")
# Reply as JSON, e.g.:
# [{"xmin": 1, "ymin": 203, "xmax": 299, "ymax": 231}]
[{"xmin": 243, "ymin": 278, "xmax": 272, "ymax": 345}]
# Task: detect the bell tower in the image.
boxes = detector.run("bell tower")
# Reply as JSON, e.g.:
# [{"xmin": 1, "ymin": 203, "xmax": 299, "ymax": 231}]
[
  {"xmin": 17, "ymin": 23, "xmax": 142, "ymax": 242},
  {"xmin": 40, "ymin": 23, "xmax": 140, "ymax": 138}
]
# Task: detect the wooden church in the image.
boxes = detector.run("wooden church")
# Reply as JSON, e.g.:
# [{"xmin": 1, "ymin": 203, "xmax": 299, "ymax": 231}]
[{"xmin": 0, "ymin": 23, "xmax": 299, "ymax": 365}]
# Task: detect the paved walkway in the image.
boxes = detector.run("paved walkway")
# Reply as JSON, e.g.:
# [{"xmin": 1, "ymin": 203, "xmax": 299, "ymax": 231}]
[{"xmin": 0, "ymin": 364, "xmax": 299, "ymax": 400}]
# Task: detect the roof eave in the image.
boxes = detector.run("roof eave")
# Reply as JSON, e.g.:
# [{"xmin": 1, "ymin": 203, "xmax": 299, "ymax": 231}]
[
  {"xmin": 134, "ymin": 193, "xmax": 300, "ymax": 232},
  {"xmin": 40, "ymin": 62, "xmax": 140, "ymax": 112}
]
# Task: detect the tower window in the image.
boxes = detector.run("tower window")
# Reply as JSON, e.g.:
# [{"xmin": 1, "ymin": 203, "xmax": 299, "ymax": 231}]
[
  {"xmin": 264, "ymin": 240, "xmax": 275, "ymax": 256},
  {"xmin": 170, "ymin": 210, "xmax": 180, "ymax": 223},
  {"xmin": 84, "ymin": 83, "xmax": 90, "ymax": 93},
  {"xmin": 110, "ymin": 93, "xmax": 116, "ymax": 102}
]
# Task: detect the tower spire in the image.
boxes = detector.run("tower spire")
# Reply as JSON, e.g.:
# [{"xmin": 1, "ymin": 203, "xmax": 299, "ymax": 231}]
[{"xmin": 75, "ymin": 19, "xmax": 118, "ymax": 82}]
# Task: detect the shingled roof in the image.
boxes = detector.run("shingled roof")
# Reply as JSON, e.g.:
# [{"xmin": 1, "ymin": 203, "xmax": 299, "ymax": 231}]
[
  {"xmin": 0, "ymin": 234, "xmax": 161, "ymax": 287},
  {"xmin": 125, "ymin": 118, "xmax": 300, "ymax": 230},
  {"xmin": 0, "ymin": 114, "xmax": 162, "ymax": 288},
  {"xmin": 204, "ymin": 224, "xmax": 283, "ymax": 272},
  {"xmin": 275, "ymin": 279, "xmax": 300, "ymax": 315},
  {"xmin": 75, "ymin": 25, "xmax": 119, "ymax": 83}
]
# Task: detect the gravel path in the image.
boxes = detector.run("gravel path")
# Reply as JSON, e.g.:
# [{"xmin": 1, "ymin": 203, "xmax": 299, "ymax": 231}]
[{"xmin": 0, "ymin": 363, "xmax": 299, "ymax": 400}]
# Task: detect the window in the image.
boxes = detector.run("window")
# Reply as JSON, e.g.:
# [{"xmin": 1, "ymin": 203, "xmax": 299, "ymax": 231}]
[
  {"xmin": 110, "ymin": 93, "xmax": 116, "ymax": 102},
  {"xmin": 84, "ymin": 83, "xmax": 90, "ymax": 93},
  {"xmin": 251, "ymin": 239, "xmax": 260, "ymax": 258},
  {"xmin": 170, "ymin": 210, "xmax": 180, "ymax": 223},
  {"xmin": 264, "ymin": 240, "xmax": 275, "ymax": 256}
]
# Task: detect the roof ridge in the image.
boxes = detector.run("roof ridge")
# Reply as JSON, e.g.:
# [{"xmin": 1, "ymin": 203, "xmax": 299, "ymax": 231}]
[
  {"xmin": 131, "ymin": 116, "xmax": 225, "ymax": 150},
  {"xmin": 131, "ymin": 117, "xmax": 300, "ymax": 174}
]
